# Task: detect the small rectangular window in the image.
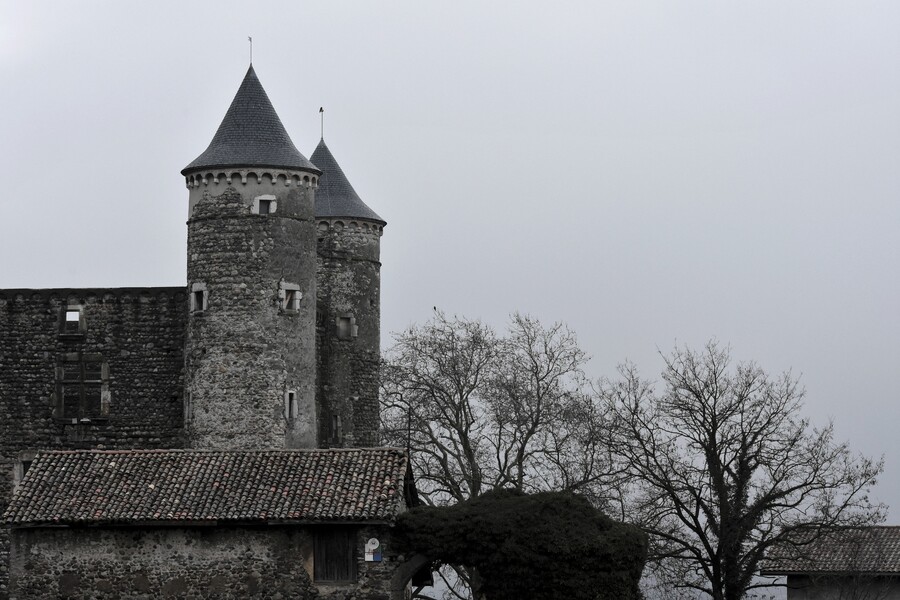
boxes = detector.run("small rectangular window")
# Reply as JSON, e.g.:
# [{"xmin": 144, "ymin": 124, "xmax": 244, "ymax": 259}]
[
  {"xmin": 314, "ymin": 528, "xmax": 357, "ymax": 583},
  {"xmin": 331, "ymin": 414, "xmax": 343, "ymax": 444},
  {"xmin": 280, "ymin": 283, "xmax": 301, "ymax": 312},
  {"xmin": 64, "ymin": 310, "xmax": 80, "ymax": 332},
  {"xmin": 336, "ymin": 315, "xmax": 358, "ymax": 339},
  {"xmin": 191, "ymin": 284, "xmax": 208, "ymax": 313},
  {"xmin": 253, "ymin": 194, "xmax": 277, "ymax": 215},
  {"xmin": 61, "ymin": 306, "xmax": 85, "ymax": 336}
]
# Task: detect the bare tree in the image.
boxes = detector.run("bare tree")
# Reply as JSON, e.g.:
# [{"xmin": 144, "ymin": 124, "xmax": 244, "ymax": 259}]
[
  {"xmin": 381, "ymin": 312, "xmax": 621, "ymax": 599},
  {"xmin": 602, "ymin": 342, "xmax": 884, "ymax": 600}
]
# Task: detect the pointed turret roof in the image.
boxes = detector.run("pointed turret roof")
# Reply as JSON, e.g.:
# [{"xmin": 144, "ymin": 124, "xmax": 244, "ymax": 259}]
[
  {"xmin": 310, "ymin": 139, "xmax": 385, "ymax": 225},
  {"xmin": 182, "ymin": 65, "xmax": 318, "ymax": 175}
]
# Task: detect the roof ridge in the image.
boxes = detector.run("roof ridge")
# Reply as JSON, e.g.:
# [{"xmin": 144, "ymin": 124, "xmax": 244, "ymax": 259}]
[{"xmin": 37, "ymin": 447, "xmax": 406, "ymax": 455}]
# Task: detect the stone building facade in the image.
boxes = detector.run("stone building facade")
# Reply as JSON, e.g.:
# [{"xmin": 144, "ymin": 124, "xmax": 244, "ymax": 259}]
[
  {"xmin": 5, "ymin": 449, "xmax": 416, "ymax": 600},
  {"xmin": 1, "ymin": 65, "xmax": 407, "ymax": 599},
  {"xmin": 762, "ymin": 526, "xmax": 900, "ymax": 600}
]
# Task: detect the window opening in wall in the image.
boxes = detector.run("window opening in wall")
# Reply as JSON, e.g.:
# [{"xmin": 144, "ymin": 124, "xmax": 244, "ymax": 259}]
[
  {"xmin": 314, "ymin": 528, "xmax": 358, "ymax": 583},
  {"xmin": 184, "ymin": 392, "xmax": 192, "ymax": 424},
  {"xmin": 336, "ymin": 315, "xmax": 358, "ymax": 339},
  {"xmin": 331, "ymin": 414, "xmax": 343, "ymax": 444},
  {"xmin": 280, "ymin": 283, "xmax": 301, "ymax": 312},
  {"xmin": 64, "ymin": 309, "xmax": 80, "ymax": 332},
  {"xmin": 191, "ymin": 283, "xmax": 208, "ymax": 313},
  {"xmin": 285, "ymin": 391, "xmax": 297, "ymax": 420},
  {"xmin": 253, "ymin": 194, "xmax": 277, "ymax": 215},
  {"xmin": 60, "ymin": 306, "xmax": 85, "ymax": 336},
  {"xmin": 58, "ymin": 354, "xmax": 108, "ymax": 422},
  {"xmin": 13, "ymin": 452, "xmax": 36, "ymax": 490}
]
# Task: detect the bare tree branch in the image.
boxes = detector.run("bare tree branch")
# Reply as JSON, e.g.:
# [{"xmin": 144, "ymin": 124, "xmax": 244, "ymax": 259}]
[{"xmin": 604, "ymin": 341, "xmax": 884, "ymax": 600}]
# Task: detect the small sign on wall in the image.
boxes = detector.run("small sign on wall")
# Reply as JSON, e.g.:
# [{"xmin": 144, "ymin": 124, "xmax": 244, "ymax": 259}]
[{"xmin": 365, "ymin": 538, "xmax": 382, "ymax": 562}]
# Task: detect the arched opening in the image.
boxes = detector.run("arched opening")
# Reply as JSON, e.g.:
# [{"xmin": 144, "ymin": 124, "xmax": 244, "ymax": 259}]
[{"xmin": 389, "ymin": 554, "xmax": 434, "ymax": 600}]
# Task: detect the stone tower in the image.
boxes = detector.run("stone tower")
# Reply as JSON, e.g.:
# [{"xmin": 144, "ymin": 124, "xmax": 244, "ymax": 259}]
[
  {"xmin": 182, "ymin": 65, "xmax": 321, "ymax": 449},
  {"xmin": 312, "ymin": 139, "xmax": 385, "ymax": 447}
]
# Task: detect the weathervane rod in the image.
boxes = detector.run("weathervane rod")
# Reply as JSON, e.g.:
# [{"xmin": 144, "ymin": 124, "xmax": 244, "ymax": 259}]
[
  {"xmin": 319, "ymin": 106, "xmax": 324, "ymax": 139},
  {"xmin": 248, "ymin": 36, "xmax": 253, "ymax": 64}
]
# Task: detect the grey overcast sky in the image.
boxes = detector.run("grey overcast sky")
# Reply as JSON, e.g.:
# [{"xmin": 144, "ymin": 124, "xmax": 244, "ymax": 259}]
[{"xmin": 1, "ymin": 1, "xmax": 898, "ymax": 515}]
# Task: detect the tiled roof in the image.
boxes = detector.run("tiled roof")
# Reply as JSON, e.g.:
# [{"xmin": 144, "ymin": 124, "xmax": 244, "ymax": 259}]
[
  {"xmin": 310, "ymin": 139, "xmax": 385, "ymax": 224},
  {"xmin": 762, "ymin": 527, "xmax": 900, "ymax": 575},
  {"xmin": 4, "ymin": 448, "xmax": 409, "ymax": 527},
  {"xmin": 182, "ymin": 65, "xmax": 318, "ymax": 175}
]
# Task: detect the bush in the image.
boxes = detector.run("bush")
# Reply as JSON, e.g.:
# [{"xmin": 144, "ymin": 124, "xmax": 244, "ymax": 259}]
[{"xmin": 395, "ymin": 489, "xmax": 647, "ymax": 600}]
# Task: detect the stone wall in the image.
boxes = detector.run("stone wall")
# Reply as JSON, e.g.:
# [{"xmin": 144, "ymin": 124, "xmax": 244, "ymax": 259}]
[
  {"xmin": 0, "ymin": 287, "xmax": 186, "ymax": 597},
  {"xmin": 185, "ymin": 179, "xmax": 318, "ymax": 450},
  {"xmin": 9, "ymin": 524, "xmax": 403, "ymax": 600},
  {"xmin": 316, "ymin": 220, "xmax": 382, "ymax": 449}
]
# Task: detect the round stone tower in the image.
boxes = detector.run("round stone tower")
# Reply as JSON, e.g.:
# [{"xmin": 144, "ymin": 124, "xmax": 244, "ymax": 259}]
[
  {"xmin": 310, "ymin": 139, "xmax": 385, "ymax": 448},
  {"xmin": 182, "ymin": 65, "xmax": 321, "ymax": 449}
]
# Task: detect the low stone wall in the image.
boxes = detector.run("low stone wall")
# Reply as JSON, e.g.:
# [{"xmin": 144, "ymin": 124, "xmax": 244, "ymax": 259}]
[{"xmin": 9, "ymin": 524, "xmax": 402, "ymax": 600}]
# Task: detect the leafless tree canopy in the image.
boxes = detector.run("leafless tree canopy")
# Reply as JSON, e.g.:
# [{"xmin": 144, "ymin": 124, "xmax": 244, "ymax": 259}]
[
  {"xmin": 381, "ymin": 312, "xmax": 621, "ymax": 599},
  {"xmin": 382, "ymin": 311, "xmax": 618, "ymax": 506},
  {"xmin": 602, "ymin": 342, "xmax": 884, "ymax": 600}
]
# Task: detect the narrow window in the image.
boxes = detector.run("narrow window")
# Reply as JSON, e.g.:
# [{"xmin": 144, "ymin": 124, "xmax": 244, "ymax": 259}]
[
  {"xmin": 285, "ymin": 391, "xmax": 297, "ymax": 420},
  {"xmin": 314, "ymin": 528, "xmax": 357, "ymax": 583},
  {"xmin": 184, "ymin": 392, "xmax": 192, "ymax": 424},
  {"xmin": 13, "ymin": 452, "xmax": 36, "ymax": 490},
  {"xmin": 191, "ymin": 283, "xmax": 208, "ymax": 313},
  {"xmin": 331, "ymin": 414, "xmax": 343, "ymax": 444},
  {"xmin": 258, "ymin": 199, "xmax": 271, "ymax": 215}
]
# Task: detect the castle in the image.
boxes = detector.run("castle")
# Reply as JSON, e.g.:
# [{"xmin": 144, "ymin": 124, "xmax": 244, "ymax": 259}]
[{"xmin": 1, "ymin": 65, "xmax": 421, "ymax": 599}]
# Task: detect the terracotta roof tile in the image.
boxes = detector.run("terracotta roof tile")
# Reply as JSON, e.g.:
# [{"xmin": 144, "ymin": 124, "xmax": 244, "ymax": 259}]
[
  {"xmin": 4, "ymin": 448, "xmax": 409, "ymax": 526},
  {"xmin": 762, "ymin": 527, "xmax": 900, "ymax": 575}
]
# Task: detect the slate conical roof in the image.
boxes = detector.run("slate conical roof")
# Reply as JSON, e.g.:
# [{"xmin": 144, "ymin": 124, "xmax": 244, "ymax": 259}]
[
  {"xmin": 182, "ymin": 65, "xmax": 318, "ymax": 175},
  {"xmin": 310, "ymin": 138, "xmax": 385, "ymax": 224}
]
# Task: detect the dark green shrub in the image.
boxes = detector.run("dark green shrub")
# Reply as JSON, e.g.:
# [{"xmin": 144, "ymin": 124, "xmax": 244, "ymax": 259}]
[{"xmin": 396, "ymin": 489, "xmax": 647, "ymax": 600}]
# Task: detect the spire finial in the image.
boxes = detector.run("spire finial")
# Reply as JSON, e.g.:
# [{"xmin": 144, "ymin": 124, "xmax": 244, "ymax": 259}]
[
  {"xmin": 248, "ymin": 36, "xmax": 253, "ymax": 64},
  {"xmin": 319, "ymin": 107, "xmax": 324, "ymax": 140}
]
